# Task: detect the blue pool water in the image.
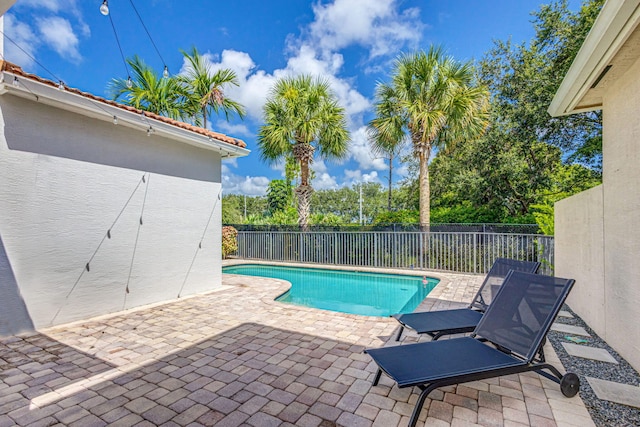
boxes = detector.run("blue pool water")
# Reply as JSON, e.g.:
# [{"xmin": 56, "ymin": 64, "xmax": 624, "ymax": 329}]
[{"xmin": 222, "ymin": 264, "xmax": 439, "ymax": 317}]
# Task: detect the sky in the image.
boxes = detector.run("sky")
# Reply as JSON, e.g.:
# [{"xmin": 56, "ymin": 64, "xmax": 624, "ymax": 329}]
[{"xmin": 2, "ymin": 0, "xmax": 582, "ymax": 196}]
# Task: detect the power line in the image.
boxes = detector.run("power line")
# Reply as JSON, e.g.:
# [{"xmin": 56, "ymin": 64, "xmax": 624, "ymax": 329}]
[
  {"xmin": 128, "ymin": 0, "xmax": 169, "ymax": 73},
  {"xmin": 106, "ymin": 9, "xmax": 132, "ymax": 84},
  {"xmin": 0, "ymin": 29, "xmax": 60, "ymax": 82}
]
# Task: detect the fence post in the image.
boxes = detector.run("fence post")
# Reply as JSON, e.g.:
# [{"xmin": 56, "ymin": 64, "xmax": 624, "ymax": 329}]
[
  {"xmin": 473, "ymin": 232, "xmax": 477, "ymax": 274},
  {"xmin": 419, "ymin": 231, "xmax": 423, "ymax": 270}
]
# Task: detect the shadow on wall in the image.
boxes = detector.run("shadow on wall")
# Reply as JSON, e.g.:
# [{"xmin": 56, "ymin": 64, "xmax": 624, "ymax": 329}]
[{"xmin": 0, "ymin": 234, "xmax": 35, "ymax": 336}]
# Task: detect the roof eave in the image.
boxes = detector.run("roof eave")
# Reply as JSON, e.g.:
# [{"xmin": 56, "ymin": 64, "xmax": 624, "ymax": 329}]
[
  {"xmin": 0, "ymin": 70, "xmax": 250, "ymax": 159},
  {"xmin": 548, "ymin": 0, "xmax": 640, "ymax": 117}
]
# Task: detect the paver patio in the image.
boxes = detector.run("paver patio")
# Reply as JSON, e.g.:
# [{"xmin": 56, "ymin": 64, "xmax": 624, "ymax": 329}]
[{"xmin": 0, "ymin": 262, "xmax": 595, "ymax": 426}]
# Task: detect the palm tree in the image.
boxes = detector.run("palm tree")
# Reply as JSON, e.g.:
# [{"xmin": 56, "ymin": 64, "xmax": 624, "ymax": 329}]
[
  {"xmin": 368, "ymin": 94, "xmax": 407, "ymax": 211},
  {"xmin": 109, "ymin": 55, "xmax": 190, "ymax": 121},
  {"xmin": 179, "ymin": 47, "xmax": 245, "ymax": 128},
  {"xmin": 370, "ymin": 46, "xmax": 489, "ymax": 226},
  {"xmin": 258, "ymin": 75, "xmax": 350, "ymax": 229}
]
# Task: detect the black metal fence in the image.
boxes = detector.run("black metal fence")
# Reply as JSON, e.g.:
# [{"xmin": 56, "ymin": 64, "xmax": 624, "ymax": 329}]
[
  {"xmin": 232, "ymin": 229, "xmax": 554, "ymax": 275},
  {"xmin": 227, "ymin": 223, "xmax": 541, "ymax": 234}
]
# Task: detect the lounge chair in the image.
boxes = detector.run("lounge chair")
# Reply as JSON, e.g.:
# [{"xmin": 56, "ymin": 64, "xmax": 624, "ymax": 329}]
[
  {"xmin": 365, "ymin": 271, "xmax": 579, "ymax": 427},
  {"xmin": 393, "ymin": 258, "xmax": 540, "ymax": 341}
]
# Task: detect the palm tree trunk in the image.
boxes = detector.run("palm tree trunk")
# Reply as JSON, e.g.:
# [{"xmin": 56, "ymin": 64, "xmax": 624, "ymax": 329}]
[
  {"xmin": 387, "ymin": 153, "xmax": 393, "ymax": 211},
  {"xmin": 418, "ymin": 142, "xmax": 432, "ymax": 229},
  {"xmin": 293, "ymin": 143, "xmax": 315, "ymax": 230}
]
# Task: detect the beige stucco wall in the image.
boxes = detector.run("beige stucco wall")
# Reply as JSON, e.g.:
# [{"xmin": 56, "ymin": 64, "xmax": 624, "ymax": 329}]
[
  {"xmin": 555, "ymin": 53, "xmax": 640, "ymax": 371},
  {"xmin": 600, "ymin": 51, "xmax": 640, "ymax": 371},
  {"xmin": 0, "ymin": 95, "xmax": 224, "ymax": 334},
  {"xmin": 555, "ymin": 185, "xmax": 605, "ymax": 329}
]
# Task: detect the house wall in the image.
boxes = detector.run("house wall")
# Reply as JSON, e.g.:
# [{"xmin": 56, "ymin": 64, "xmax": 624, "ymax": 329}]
[
  {"xmin": 555, "ymin": 185, "xmax": 605, "ymax": 330},
  {"xmin": 600, "ymin": 52, "xmax": 640, "ymax": 371},
  {"xmin": 555, "ymin": 53, "xmax": 640, "ymax": 371},
  {"xmin": 0, "ymin": 95, "xmax": 223, "ymax": 334}
]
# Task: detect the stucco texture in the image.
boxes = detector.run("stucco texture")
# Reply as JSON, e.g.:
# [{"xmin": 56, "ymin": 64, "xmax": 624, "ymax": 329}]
[
  {"xmin": 0, "ymin": 95, "xmax": 224, "ymax": 333},
  {"xmin": 555, "ymin": 52, "xmax": 640, "ymax": 372}
]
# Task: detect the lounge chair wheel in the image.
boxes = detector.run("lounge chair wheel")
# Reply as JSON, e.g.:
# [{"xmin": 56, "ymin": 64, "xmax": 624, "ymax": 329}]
[{"xmin": 560, "ymin": 373, "xmax": 580, "ymax": 397}]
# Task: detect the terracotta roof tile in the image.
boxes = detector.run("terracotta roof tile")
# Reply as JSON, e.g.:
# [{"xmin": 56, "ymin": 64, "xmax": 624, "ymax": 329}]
[{"xmin": 0, "ymin": 61, "xmax": 247, "ymax": 149}]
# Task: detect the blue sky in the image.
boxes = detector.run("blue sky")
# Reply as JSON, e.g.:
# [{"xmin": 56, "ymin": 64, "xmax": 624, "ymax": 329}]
[{"xmin": 3, "ymin": 0, "xmax": 581, "ymax": 195}]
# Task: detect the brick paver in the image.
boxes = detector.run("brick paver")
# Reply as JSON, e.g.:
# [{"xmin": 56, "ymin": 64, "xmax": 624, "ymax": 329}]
[{"xmin": 0, "ymin": 261, "xmax": 596, "ymax": 426}]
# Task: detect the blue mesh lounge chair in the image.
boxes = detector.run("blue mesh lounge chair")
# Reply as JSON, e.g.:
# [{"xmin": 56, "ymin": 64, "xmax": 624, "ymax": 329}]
[
  {"xmin": 392, "ymin": 258, "xmax": 540, "ymax": 341},
  {"xmin": 365, "ymin": 271, "xmax": 578, "ymax": 427}
]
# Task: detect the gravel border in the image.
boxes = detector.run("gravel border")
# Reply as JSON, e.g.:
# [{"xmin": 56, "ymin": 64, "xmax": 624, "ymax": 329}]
[{"xmin": 547, "ymin": 305, "xmax": 640, "ymax": 426}]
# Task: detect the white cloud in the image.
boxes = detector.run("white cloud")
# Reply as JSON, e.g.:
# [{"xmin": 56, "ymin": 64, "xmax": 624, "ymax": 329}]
[
  {"xmin": 313, "ymin": 172, "xmax": 339, "ymax": 190},
  {"xmin": 16, "ymin": 0, "xmax": 87, "ymax": 33},
  {"xmin": 362, "ymin": 171, "xmax": 380, "ymax": 183},
  {"xmin": 35, "ymin": 16, "xmax": 81, "ymax": 62},
  {"xmin": 178, "ymin": 45, "xmax": 370, "ymax": 127},
  {"xmin": 283, "ymin": 44, "xmax": 370, "ymax": 122},
  {"xmin": 308, "ymin": 0, "xmax": 424, "ymax": 59},
  {"xmin": 395, "ymin": 163, "xmax": 410, "ymax": 179},
  {"xmin": 344, "ymin": 169, "xmax": 380, "ymax": 184},
  {"xmin": 214, "ymin": 120, "xmax": 253, "ymax": 138},
  {"xmin": 176, "ymin": 0, "xmax": 426, "ymax": 191},
  {"xmin": 179, "ymin": 49, "xmax": 277, "ymax": 123},
  {"xmin": 222, "ymin": 158, "xmax": 238, "ymax": 168},
  {"xmin": 15, "ymin": 0, "xmax": 64, "ymax": 12},
  {"xmin": 312, "ymin": 159, "xmax": 328, "ymax": 174},
  {"xmin": 221, "ymin": 164, "xmax": 269, "ymax": 196},
  {"xmin": 3, "ymin": 14, "xmax": 38, "ymax": 69},
  {"xmin": 348, "ymin": 126, "xmax": 387, "ymax": 170}
]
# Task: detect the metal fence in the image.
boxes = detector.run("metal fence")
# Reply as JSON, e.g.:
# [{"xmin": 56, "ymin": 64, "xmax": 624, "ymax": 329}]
[
  {"xmin": 229, "ymin": 223, "xmax": 541, "ymax": 234},
  {"xmin": 234, "ymin": 230, "xmax": 554, "ymax": 275}
]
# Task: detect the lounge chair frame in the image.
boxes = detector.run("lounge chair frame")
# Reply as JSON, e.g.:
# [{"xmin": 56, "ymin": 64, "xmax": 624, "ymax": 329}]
[
  {"xmin": 393, "ymin": 258, "xmax": 540, "ymax": 341},
  {"xmin": 365, "ymin": 271, "xmax": 578, "ymax": 427}
]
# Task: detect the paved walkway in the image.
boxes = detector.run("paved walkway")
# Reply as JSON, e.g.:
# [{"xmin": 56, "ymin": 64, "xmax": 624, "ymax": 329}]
[{"xmin": 0, "ymin": 263, "xmax": 595, "ymax": 426}]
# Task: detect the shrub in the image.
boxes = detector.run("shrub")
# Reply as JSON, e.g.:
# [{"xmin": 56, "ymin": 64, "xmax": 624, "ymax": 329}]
[
  {"xmin": 372, "ymin": 209, "xmax": 419, "ymax": 225},
  {"xmin": 222, "ymin": 226, "xmax": 238, "ymax": 258}
]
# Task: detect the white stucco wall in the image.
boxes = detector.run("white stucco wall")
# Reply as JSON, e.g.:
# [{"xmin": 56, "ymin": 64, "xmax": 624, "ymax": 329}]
[
  {"xmin": 555, "ymin": 53, "xmax": 640, "ymax": 372},
  {"xmin": 0, "ymin": 94, "xmax": 224, "ymax": 334},
  {"xmin": 554, "ymin": 185, "xmax": 605, "ymax": 330}
]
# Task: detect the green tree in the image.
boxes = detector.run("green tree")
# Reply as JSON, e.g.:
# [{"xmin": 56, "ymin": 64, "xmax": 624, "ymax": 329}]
[
  {"xmin": 311, "ymin": 183, "xmax": 387, "ymax": 224},
  {"xmin": 222, "ymin": 194, "xmax": 267, "ymax": 224},
  {"xmin": 221, "ymin": 195, "xmax": 243, "ymax": 224},
  {"xmin": 110, "ymin": 55, "xmax": 190, "ymax": 121},
  {"xmin": 372, "ymin": 209, "xmax": 419, "ymax": 225},
  {"xmin": 179, "ymin": 47, "xmax": 246, "ymax": 128},
  {"xmin": 480, "ymin": 0, "xmax": 604, "ymax": 170},
  {"xmin": 257, "ymin": 75, "xmax": 350, "ymax": 229},
  {"xmin": 368, "ymin": 91, "xmax": 407, "ymax": 211},
  {"xmin": 370, "ymin": 46, "xmax": 489, "ymax": 227},
  {"xmin": 266, "ymin": 179, "xmax": 293, "ymax": 215},
  {"xmin": 403, "ymin": 1, "xmax": 604, "ymax": 225}
]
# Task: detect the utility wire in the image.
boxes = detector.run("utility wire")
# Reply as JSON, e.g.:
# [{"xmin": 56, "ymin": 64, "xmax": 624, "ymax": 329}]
[
  {"xmin": 0, "ymin": 30, "xmax": 60, "ymax": 82},
  {"xmin": 128, "ymin": 0, "xmax": 167, "ymax": 67},
  {"xmin": 0, "ymin": 30, "xmax": 125, "ymax": 120},
  {"xmin": 107, "ymin": 9, "xmax": 131, "ymax": 80}
]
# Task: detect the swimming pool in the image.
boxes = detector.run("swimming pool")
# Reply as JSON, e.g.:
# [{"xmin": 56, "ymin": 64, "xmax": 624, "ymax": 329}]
[{"xmin": 222, "ymin": 264, "xmax": 439, "ymax": 317}]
